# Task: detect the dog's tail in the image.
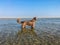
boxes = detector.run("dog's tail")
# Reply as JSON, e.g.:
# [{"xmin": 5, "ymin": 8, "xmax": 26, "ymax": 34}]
[{"xmin": 17, "ymin": 18, "xmax": 21, "ymax": 24}]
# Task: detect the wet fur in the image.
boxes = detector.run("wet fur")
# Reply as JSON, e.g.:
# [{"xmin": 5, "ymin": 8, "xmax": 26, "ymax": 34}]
[{"xmin": 17, "ymin": 17, "xmax": 36, "ymax": 29}]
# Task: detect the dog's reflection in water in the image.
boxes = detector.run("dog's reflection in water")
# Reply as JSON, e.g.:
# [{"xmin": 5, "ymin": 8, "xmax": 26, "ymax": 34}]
[
  {"xmin": 17, "ymin": 28, "xmax": 37, "ymax": 36},
  {"xmin": 17, "ymin": 28, "xmax": 41, "ymax": 45}
]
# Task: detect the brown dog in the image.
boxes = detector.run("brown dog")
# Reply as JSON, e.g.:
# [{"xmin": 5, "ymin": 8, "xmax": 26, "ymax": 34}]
[{"xmin": 17, "ymin": 17, "xmax": 36, "ymax": 29}]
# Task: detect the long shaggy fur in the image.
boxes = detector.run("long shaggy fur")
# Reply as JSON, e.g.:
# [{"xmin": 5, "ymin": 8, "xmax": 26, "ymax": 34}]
[{"xmin": 17, "ymin": 17, "xmax": 37, "ymax": 29}]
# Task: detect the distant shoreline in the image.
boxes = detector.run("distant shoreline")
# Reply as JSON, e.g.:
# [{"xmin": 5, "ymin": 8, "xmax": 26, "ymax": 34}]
[{"xmin": 0, "ymin": 17, "xmax": 60, "ymax": 19}]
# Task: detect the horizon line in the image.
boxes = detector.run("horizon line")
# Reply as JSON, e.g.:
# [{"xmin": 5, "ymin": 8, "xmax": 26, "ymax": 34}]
[{"xmin": 0, "ymin": 17, "xmax": 60, "ymax": 18}]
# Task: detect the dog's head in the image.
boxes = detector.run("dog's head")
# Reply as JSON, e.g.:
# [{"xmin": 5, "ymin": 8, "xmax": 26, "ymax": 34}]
[
  {"xmin": 33, "ymin": 17, "xmax": 36, "ymax": 20},
  {"xmin": 32, "ymin": 17, "xmax": 37, "ymax": 22}
]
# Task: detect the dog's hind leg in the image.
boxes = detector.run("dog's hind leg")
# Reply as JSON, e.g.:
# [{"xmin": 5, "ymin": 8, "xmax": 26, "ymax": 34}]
[{"xmin": 21, "ymin": 24, "xmax": 26, "ymax": 29}]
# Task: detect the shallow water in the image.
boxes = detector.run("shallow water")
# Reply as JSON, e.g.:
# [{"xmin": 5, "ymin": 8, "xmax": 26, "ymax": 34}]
[{"xmin": 0, "ymin": 18, "xmax": 60, "ymax": 45}]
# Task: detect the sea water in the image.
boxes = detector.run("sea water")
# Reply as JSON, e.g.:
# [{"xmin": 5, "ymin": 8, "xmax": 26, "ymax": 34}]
[{"xmin": 0, "ymin": 18, "xmax": 60, "ymax": 45}]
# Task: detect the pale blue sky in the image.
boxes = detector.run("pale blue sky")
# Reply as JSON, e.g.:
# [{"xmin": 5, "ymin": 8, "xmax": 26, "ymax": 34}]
[{"xmin": 0, "ymin": 0, "xmax": 60, "ymax": 18}]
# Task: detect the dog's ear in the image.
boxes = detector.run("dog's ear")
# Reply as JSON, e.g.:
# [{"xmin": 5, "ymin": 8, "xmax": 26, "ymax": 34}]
[{"xmin": 33, "ymin": 17, "xmax": 36, "ymax": 20}]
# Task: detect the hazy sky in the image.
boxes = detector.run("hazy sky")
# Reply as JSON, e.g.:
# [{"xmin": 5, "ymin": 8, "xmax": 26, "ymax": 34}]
[{"xmin": 0, "ymin": 0, "xmax": 60, "ymax": 18}]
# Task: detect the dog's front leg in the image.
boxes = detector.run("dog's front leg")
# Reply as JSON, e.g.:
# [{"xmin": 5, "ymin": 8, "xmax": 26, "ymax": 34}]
[{"xmin": 31, "ymin": 24, "xmax": 35, "ymax": 29}]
